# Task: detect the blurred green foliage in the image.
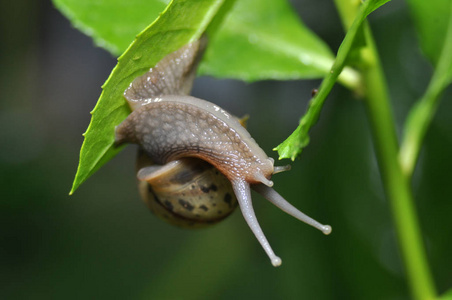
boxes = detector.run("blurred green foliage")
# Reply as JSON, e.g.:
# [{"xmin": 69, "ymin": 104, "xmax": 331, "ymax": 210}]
[
  {"xmin": 1, "ymin": 0, "xmax": 452, "ymax": 299},
  {"xmin": 407, "ymin": 0, "xmax": 452, "ymax": 66}
]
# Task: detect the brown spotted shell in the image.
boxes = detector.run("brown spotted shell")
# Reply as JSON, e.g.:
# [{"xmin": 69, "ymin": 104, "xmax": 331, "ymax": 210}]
[{"xmin": 136, "ymin": 150, "xmax": 238, "ymax": 228}]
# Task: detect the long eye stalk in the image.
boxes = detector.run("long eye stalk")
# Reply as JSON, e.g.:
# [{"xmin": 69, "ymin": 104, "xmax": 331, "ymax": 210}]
[
  {"xmin": 231, "ymin": 180, "xmax": 282, "ymax": 267},
  {"xmin": 231, "ymin": 180, "xmax": 331, "ymax": 267},
  {"xmin": 252, "ymin": 184, "xmax": 332, "ymax": 235}
]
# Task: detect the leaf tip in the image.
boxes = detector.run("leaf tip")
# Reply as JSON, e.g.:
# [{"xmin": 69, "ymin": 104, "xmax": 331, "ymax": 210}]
[
  {"xmin": 69, "ymin": 183, "xmax": 77, "ymax": 196},
  {"xmin": 272, "ymin": 145, "xmax": 289, "ymax": 161}
]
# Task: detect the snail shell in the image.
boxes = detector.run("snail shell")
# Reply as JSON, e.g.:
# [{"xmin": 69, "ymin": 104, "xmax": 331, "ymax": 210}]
[
  {"xmin": 116, "ymin": 37, "xmax": 331, "ymax": 266},
  {"xmin": 137, "ymin": 150, "xmax": 237, "ymax": 228}
]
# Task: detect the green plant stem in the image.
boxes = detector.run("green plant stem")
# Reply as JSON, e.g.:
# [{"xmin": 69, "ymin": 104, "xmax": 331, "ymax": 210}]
[
  {"xmin": 333, "ymin": 1, "xmax": 437, "ymax": 299},
  {"xmin": 333, "ymin": 0, "xmax": 361, "ymax": 30},
  {"xmin": 361, "ymin": 27, "xmax": 436, "ymax": 299},
  {"xmin": 275, "ymin": 0, "xmax": 376, "ymax": 160},
  {"xmin": 399, "ymin": 4, "xmax": 452, "ymax": 177}
]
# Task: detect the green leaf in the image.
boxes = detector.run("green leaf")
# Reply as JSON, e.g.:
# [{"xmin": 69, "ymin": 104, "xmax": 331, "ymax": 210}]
[
  {"xmin": 362, "ymin": 0, "xmax": 390, "ymax": 18},
  {"xmin": 69, "ymin": 0, "xmax": 225, "ymax": 194},
  {"xmin": 52, "ymin": 0, "xmax": 170, "ymax": 56},
  {"xmin": 399, "ymin": 2, "xmax": 452, "ymax": 176},
  {"xmin": 440, "ymin": 289, "xmax": 452, "ymax": 300},
  {"xmin": 275, "ymin": 0, "xmax": 390, "ymax": 160},
  {"xmin": 53, "ymin": 0, "xmax": 360, "ymax": 89},
  {"xmin": 199, "ymin": 0, "xmax": 337, "ymax": 82},
  {"xmin": 406, "ymin": 0, "xmax": 452, "ymax": 66},
  {"xmin": 444, "ymin": 9, "xmax": 452, "ymax": 84}
]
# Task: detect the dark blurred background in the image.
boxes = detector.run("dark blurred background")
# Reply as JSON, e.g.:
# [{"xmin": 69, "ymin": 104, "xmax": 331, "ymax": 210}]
[{"xmin": 1, "ymin": 0, "xmax": 451, "ymax": 299}]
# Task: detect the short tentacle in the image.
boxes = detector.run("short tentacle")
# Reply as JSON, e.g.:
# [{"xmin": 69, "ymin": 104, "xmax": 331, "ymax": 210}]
[
  {"xmin": 273, "ymin": 164, "xmax": 291, "ymax": 174},
  {"xmin": 231, "ymin": 180, "xmax": 282, "ymax": 267},
  {"xmin": 254, "ymin": 172, "xmax": 274, "ymax": 187},
  {"xmin": 252, "ymin": 184, "xmax": 332, "ymax": 235}
]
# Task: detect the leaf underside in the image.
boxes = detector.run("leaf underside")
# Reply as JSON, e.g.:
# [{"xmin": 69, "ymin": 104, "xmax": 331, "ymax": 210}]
[
  {"xmin": 69, "ymin": 0, "xmax": 225, "ymax": 194},
  {"xmin": 199, "ymin": 0, "xmax": 335, "ymax": 81}
]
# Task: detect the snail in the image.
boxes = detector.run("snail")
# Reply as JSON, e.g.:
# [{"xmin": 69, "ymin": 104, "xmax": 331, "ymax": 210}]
[{"xmin": 115, "ymin": 37, "xmax": 331, "ymax": 267}]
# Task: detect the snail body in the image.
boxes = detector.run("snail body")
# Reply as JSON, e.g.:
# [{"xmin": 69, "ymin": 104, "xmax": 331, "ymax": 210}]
[
  {"xmin": 116, "ymin": 94, "xmax": 274, "ymax": 187},
  {"xmin": 116, "ymin": 38, "xmax": 331, "ymax": 266}
]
